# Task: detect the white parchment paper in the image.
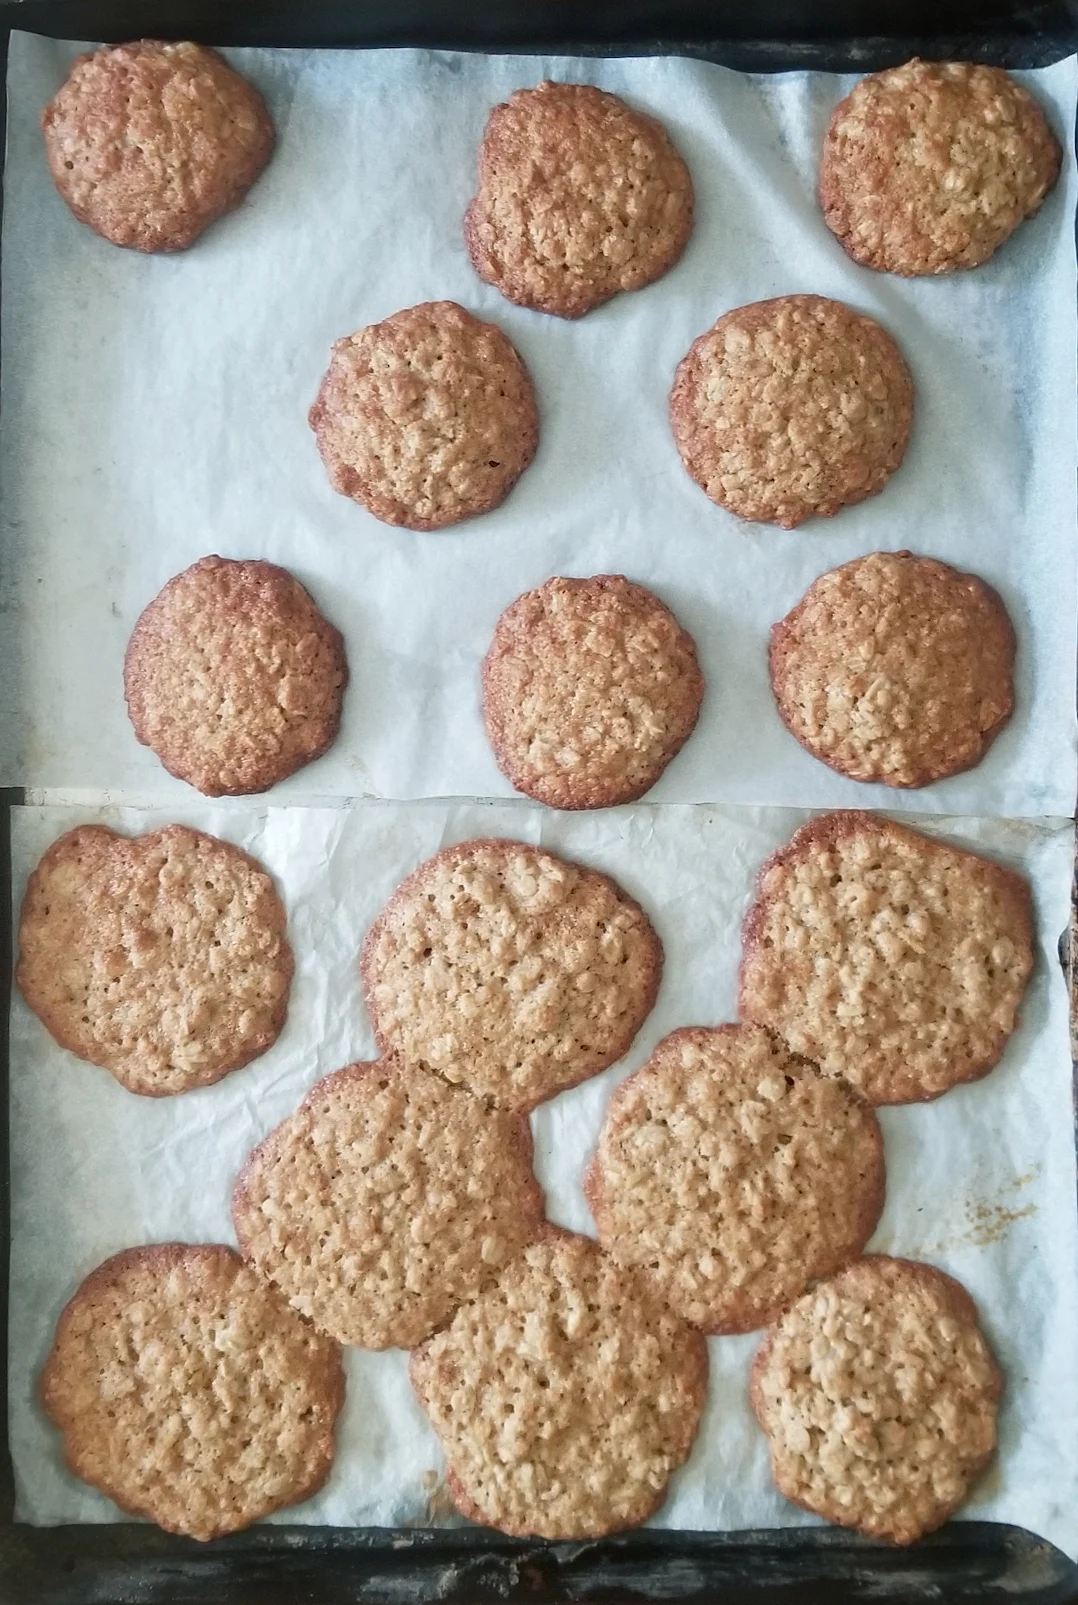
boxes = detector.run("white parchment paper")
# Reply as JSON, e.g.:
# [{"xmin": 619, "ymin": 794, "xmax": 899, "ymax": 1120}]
[
  {"xmin": 1, "ymin": 36, "xmax": 1076, "ymax": 816},
  {"xmin": 8, "ymin": 801, "xmax": 1078, "ymax": 1556}
]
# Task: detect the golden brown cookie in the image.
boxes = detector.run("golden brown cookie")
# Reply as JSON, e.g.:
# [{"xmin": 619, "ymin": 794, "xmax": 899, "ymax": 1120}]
[
  {"xmin": 308, "ymin": 301, "xmax": 538, "ymax": 530},
  {"xmin": 482, "ymin": 575, "xmax": 704, "ymax": 809},
  {"xmin": 465, "ymin": 81, "xmax": 694, "ymax": 319},
  {"xmin": 124, "ymin": 556, "xmax": 348, "ymax": 798},
  {"xmin": 751, "ymin": 1255, "xmax": 1002, "ymax": 1544},
  {"xmin": 41, "ymin": 1243, "xmax": 343, "ymax": 1540},
  {"xmin": 41, "ymin": 41, "xmax": 274, "ymax": 252},
  {"xmin": 17, "ymin": 823, "xmax": 292, "ymax": 1096},
  {"xmin": 361, "ymin": 839, "xmax": 662, "ymax": 1112},
  {"xmin": 820, "ymin": 59, "xmax": 1062, "ymax": 276},
  {"xmin": 738, "ymin": 812, "xmax": 1033, "ymax": 1105},
  {"xmin": 769, "ymin": 551, "xmax": 1016, "ymax": 787},
  {"xmin": 584, "ymin": 1024, "xmax": 884, "ymax": 1334},
  {"xmin": 232, "ymin": 1059, "xmax": 545, "ymax": 1349},
  {"xmin": 410, "ymin": 1227, "xmax": 707, "ymax": 1538},
  {"xmin": 669, "ymin": 295, "xmax": 914, "ymax": 529}
]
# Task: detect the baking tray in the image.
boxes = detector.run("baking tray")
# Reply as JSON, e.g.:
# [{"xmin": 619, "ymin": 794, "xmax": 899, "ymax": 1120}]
[{"xmin": 2, "ymin": 3, "xmax": 1077, "ymax": 1600}]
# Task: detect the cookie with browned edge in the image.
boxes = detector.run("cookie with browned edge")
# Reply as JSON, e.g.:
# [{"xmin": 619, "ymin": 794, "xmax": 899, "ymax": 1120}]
[
  {"xmin": 751, "ymin": 1255, "xmax": 1002, "ymax": 1543},
  {"xmin": 820, "ymin": 59, "xmax": 1061, "ymax": 276},
  {"xmin": 41, "ymin": 1244, "xmax": 343, "ymax": 1540},
  {"xmin": 42, "ymin": 41, "xmax": 274, "ymax": 251},
  {"xmin": 585, "ymin": 1024, "xmax": 884, "ymax": 1334},
  {"xmin": 465, "ymin": 81, "xmax": 693, "ymax": 318},
  {"xmin": 361, "ymin": 838, "xmax": 662, "ymax": 1112},
  {"xmin": 738, "ymin": 811, "xmax": 1033, "ymax": 1104},
  {"xmin": 670, "ymin": 295, "xmax": 913, "ymax": 529},
  {"xmin": 410, "ymin": 1227, "xmax": 707, "ymax": 1538},
  {"xmin": 769, "ymin": 551, "xmax": 1016, "ymax": 787},
  {"xmin": 308, "ymin": 301, "xmax": 538, "ymax": 530},
  {"xmin": 233, "ymin": 1059, "xmax": 545, "ymax": 1349},
  {"xmin": 17, "ymin": 823, "xmax": 292, "ymax": 1096},
  {"xmin": 124, "ymin": 556, "xmax": 348, "ymax": 797},
  {"xmin": 483, "ymin": 575, "xmax": 704, "ymax": 809}
]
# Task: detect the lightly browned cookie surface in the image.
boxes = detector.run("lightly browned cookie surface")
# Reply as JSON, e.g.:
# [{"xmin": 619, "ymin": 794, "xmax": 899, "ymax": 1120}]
[
  {"xmin": 738, "ymin": 811, "xmax": 1034, "ymax": 1105},
  {"xmin": 232, "ymin": 1059, "xmax": 545, "ymax": 1349},
  {"xmin": 769, "ymin": 551, "xmax": 1016, "ymax": 788},
  {"xmin": 482, "ymin": 575, "xmax": 704, "ymax": 809},
  {"xmin": 410, "ymin": 1227, "xmax": 708, "ymax": 1539},
  {"xmin": 465, "ymin": 81, "xmax": 694, "ymax": 318},
  {"xmin": 361, "ymin": 838, "xmax": 662, "ymax": 1112},
  {"xmin": 124, "ymin": 555, "xmax": 348, "ymax": 797},
  {"xmin": 308, "ymin": 300, "xmax": 538, "ymax": 530},
  {"xmin": 40, "ymin": 1243, "xmax": 344, "ymax": 1540},
  {"xmin": 751, "ymin": 1255, "xmax": 1002, "ymax": 1544},
  {"xmin": 820, "ymin": 59, "xmax": 1062, "ymax": 276},
  {"xmin": 16, "ymin": 823, "xmax": 293, "ymax": 1096},
  {"xmin": 584, "ymin": 1024, "xmax": 884, "ymax": 1334},
  {"xmin": 41, "ymin": 41, "xmax": 274, "ymax": 252},
  {"xmin": 670, "ymin": 295, "xmax": 914, "ymax": 529}
]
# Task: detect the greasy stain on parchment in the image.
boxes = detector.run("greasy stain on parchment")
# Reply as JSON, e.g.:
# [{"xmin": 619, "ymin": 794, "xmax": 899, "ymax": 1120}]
[{"xmin": 878, "ymin": 1169, "xmax": 1039, "ymax": 1257}]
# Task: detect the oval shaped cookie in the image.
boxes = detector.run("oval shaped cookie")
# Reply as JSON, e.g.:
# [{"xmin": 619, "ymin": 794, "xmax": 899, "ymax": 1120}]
[
  {"xmin": 751, "ymin": 1255, "xmax": 1002, "ymax": 1544},
  {"xmin": 41, "ymin": 41, "xmax": 274, "ymax": 252},
  {"xmin": 124, "ymin": 556, "xmax": 348, "ymax": 797},
  {"xmin": 770, "ymin": 551, "xmax": 1016, "ymax": 787},
  {"xmin": 585, "ymin": 1024, "xmax": 884, "ymax": 1333},
  {"xmin": 483, "ymin": 575, "xmax": 704, "ymax": 809},
  {"xmin": 308, "ymin": 300, "xmax": 538, "ymax": 530},
  {"xmin": 16, "ymin": 823, "xmax": 293, "ymax": 1095},
  {"xmin": 738, "ymin": 811, "xmax": 1033, "ymax": 1105},
  {"xmin": 410, "ymin": 1228, "xmax": 707, "ymax": 1538},
  {"xmin": 233, "ymin": 1059, "xmax": 545, "ymax": 1349},
  {"xmin": 465, "ymin": 81, "xmax": 694, "ymax": 318},
  {"xmin": 360, "ymin": 838, "xmax": 662, "ymax": 1112},
  {"xmin": 41, "ymin": 1244, "xmax": 343, "ymax": 1540},
  {"xmin": 670, "ymin": 295, "xmax": 914, "ymax": 529},
  {"xmin": 820, "ymin": 59, "xmax": 1061, "ymax": 276}
]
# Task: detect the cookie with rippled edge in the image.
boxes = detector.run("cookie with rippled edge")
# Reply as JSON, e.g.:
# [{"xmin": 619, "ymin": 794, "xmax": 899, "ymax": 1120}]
[{"xmin": 42, "ymin": 41, "xmax": 274, "ymax": 251}]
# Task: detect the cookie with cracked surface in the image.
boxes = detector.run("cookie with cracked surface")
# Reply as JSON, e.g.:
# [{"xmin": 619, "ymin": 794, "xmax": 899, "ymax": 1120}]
[
  {"xmin": 751, "ymin": 1255, "xmax": 1002, "ymax": 1544},
  {"xmin": 465, "ymin": 81, "xmax": 694, "ymax": 319},
  {"xmin": 670, "ymin": 295, "xmax": 913, "ymax": 529},
  {"xmin": 361, "ymin": 838, "xmax": 662, "ymax": 1112},
  {"xmin": 124, "ymin": 556, "xmax": 348, "ymax": 797},
  {"xmin": 584, "ymin": 1024, "xmax": 884, "ymax": 1334},
  {"xmin": 232, "ymin": 1059, "xmax": 545, "ymax": 1349},
  {"xmin": 17, "ymin": 823, "xmax": 292, "ymax": 1096},
  {"xmin": 308, "ymin": 301, "xmax": 538, "ymax": 530},
  {"xmin": 41, "ymin": 41, "xmax": 274, "ymax": 252},
  {"xmin": 769, "ymin": 551, "xmax": 1015, "ymax": 788},
  {"xmin": 410, "ymin": 1227, "xmax": 707, "ymax": 1538},
  {"xmin": 482, "ymin": 575, "xmax": 704, "ymax": 809},
  {"xmin": 40, "ymin": 1243, "xmax": 343, "ymax": 1540},
  {"xmin": 820, "ymin": 59, "xmax": 1061, "ymax": 276},
  {"xmin": 738, "ymin": 812, "xmax": 1033, "ymax": 1105}
]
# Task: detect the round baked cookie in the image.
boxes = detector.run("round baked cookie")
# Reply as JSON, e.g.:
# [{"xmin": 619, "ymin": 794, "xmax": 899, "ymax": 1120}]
[
  {"xmin": 769, "ymin": 551, "xmax": 1016, "ymax": 788},
  {"xmin": 40, "ymin": 1244, "xmax": 343, "ymax": 1540},
  {"xmin": 584, "ymin": 1024, "xmax": 884, "ymax": 1334},
  {"xmin": 820, "ymin": 59, "xmax": 1062, "ymax": 276},
  {"xmin": 670, "ymin": 295, "xmax": 914, "ymax": 529},
  {"xmin": 124, "ymin": 556, "xmax": 348, "ymax": 797},
  {"xmin": 232, "ymin": 1059, "xmax": 545, "ymax": 1349},
  {"xmin": 482, "ymin": 575, "xmax": 704, "ymax": 809},
  {"xmin": 410, "ymin": 1227, "xmax": 707, "ymax": 1538},
  {"xmin": 361, "ymin": 839, "xmax": 662, "ymax": 1112},
  {"xmin": 465, "ymin": 81, "xmax": 694, "ymax": 319},
  {"xmin": 751, "ymin": 1255, "xmax": 1002, "ymax": 1544},
  {"xmin": 738, "ymin": 811, "xmax": 1033, "ymax": 1105},
  {"xmin": 308, "ymin": 301, "xmax": 538, "ymax": 530},
  {"xmin": 41, "ymin": 41, "xmax": 274, "ymax": 252},
  {"xmin": 17, "ymin": 823, "xmax": 292, "ymax": 1096}
]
